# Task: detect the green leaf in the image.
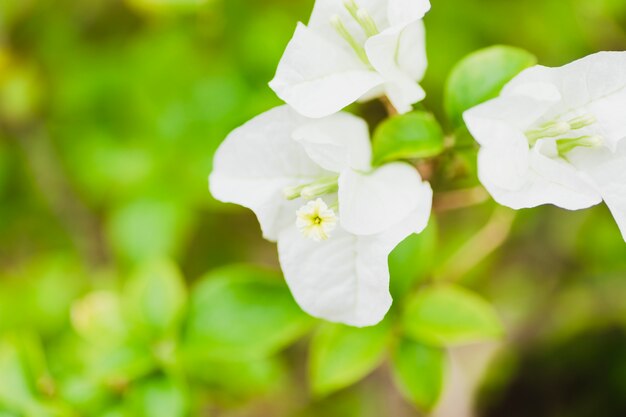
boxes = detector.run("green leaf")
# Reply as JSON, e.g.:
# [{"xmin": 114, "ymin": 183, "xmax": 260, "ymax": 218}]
[
  {"xmin": 391, "ymin": 338, "xmax": 446, "ymax": 411},
  {"xmin": 107, "ymin": 198, "xmax": 191, "ymax": 263},
  {"xmin": 403, "ymin": 285, "xmax": 504, "ymax": 346},
  {"xmin": 445, "ymin": 45, "xmax": 537, "ymax": 127},
  {"xmin": 87, "ymin": 344, "xmax": 156, "ymax": 386},
  {"xmin": 123, "ymin": 259, "xmax": 187, "ymax": 338},
  {"xmin": 309, "ymin": 321, "xmax": 392, "ymax": 397},
  {"xmin": 127, "ymin": 377, "xmax": 188, "ymax": 417},
  {"xmin": 0, "ymin": 338, "xmax": 37, "ymax": 413},
  {"xmin": 389, "ymin": 219, "xmax": 438, "ymax": 300},
  {"xmin": 372, "ymin": 111, "xmax": 444, "ymax": 165},
  {"xmin": 71, "ymin": 291, "xmax": 128, "ymax": 346},
  {"xmin": 184, "ymin": 356, "xmax": 285, "ymax": 397},
  {"xmin": 59, "ymin": 376, "xmax": 112, "ymax": 415},
  {"xmin": 183, "ymin": 265, "xmax": 312, "ymax": 361}
]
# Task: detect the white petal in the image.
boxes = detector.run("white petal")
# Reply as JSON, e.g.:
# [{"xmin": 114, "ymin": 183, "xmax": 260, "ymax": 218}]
[
  {"xmin": 338, "ymin": 162, "xmax": 430, "ymax": 235},
  {"xmin": 387, "ymin": 0, "xmax": 431, "ymax": 27},
  {"xmin": 292, "ymin": 112, "xmax": 372, "ymax": 172},
  {"xmin": 364, "ymin": 22, "xmax": 427, "ymax": 112},
  {"xmin": 464, "ymin": 95, "xmax": 558, "ymax": 145},
  {"xmin": 506, "ymin": 52, "xmax": 626, "ymax": 110},
  {"xmin": 503, "ymin": 52, "xmax": 626, "ymax": 149},
  {"xmin": 209, "ymin": 106, "xmax": 327, "ymax": 241},
  {"xmin": 277, "ymin": 192, "xmax": 432, "ymax": 327},
  {"xmin": 269, "ymin": 23, "xmax": 384, "ymax": 118},
  {"xmin": 308, "ymin": 0, "xmax": 388, "ymax": 39},
  {"xmin": 477, "ymin": 140, "xmax": 601, "ymax": 211},
  {"xmin": 569, "ymin": 141, "xmax": 626, "ymax": 240},
  {"xmin": 525, "ymin": 142, "xmax": 602, "ymax": 210},
  {"xmin": 476, "ymin": 128, "xmax": 531, "ymax": 193},
  {"xmin": 277, "ymin": 225, "xmax": 391, "ymax": 327},
  {"xmin": 365, "ymin": 21, "xmax": 427, "ymax": 81},
  {"xmin": 385, "ymin": 80, "xmax": 426, "ymax": 114}
]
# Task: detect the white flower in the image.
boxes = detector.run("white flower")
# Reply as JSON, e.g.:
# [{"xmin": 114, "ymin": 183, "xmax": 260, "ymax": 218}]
[
  {"xmin": 296, "ymin": 198, "xmax": 338, "ymax": 241},
  {"xmin": 209, "ymin": 105, "xmax": 433, "ymax": 326},
  {"xmin": 269, "ymin": 0, "xmax": 431, "ymax": 118},
  {"xmin": 464, "ymin": 51, "xmax": 626, "ymax": 240}
]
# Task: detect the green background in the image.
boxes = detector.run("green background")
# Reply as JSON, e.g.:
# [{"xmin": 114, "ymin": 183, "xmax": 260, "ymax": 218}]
[{"xmin": 1, "ymin": 0, "xmax": 626, "ymax": 416}]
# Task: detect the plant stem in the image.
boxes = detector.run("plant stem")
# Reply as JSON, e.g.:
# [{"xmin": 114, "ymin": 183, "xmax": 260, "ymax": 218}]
[
  {"xmin": 436, "ymin": 207, "xmax": 516, "ymax": 283},
  {"xmin": 11, "ymin": 122, "xmax": 110, "ymax": 267},
  {"xmin": 433, "ymin": 186, "xmax": 490, "ymax": 212},
  {"xmin": 380, "ymin": 96, "xmax": 399, "ymax": 116}
]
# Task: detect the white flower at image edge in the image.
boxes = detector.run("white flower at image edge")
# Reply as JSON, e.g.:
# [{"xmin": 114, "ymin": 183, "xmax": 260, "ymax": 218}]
[
  {"xmin": 209, "ymin": 106, "xmax": 432, "ymax": 326},
  {"xmin": 269, "ymin": 0, "xmax": 431, "ymax": 118},
  {"xmin": 464, "ymin": 51, "xmax": 626, "ymax": 241}
]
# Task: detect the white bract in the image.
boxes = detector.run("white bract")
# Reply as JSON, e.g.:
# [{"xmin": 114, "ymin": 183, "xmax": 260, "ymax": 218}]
[
  {"xmin": 464, "ymin": 51, "xmax": 626, "ymax": 240},
  {"xmin": 269, "ymin": 0, "xmax": 431, "ymax": 118},
  {"xmin": 209, "ymin": 105, "xmax": 433, "ymax": 326}
]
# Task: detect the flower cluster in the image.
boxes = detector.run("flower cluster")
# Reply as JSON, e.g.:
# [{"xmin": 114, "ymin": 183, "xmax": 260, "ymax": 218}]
[
  {"xmin": 464, "ymin": 52, "xmax": 626, "ymax": 240},
  {"xmin": 210, "ymin": 0, "xmax": 433, "ymax": 326},
  {"xmin": 270, "ymin": 0, "xmax": 431, "ymax": 117},
  {"xmin": 210, "ymin": 0, "xmax": 626, "ymax": 328},
  {"xmin": 210, "ymin": 106, "xmax": 432, "ymax": 326}
]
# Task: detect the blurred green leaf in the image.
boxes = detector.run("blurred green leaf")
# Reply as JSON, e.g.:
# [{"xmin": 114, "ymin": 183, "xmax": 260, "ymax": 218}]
[
  {"xmin": 0, "ymin": 336, "xmax": 45, "ymax": 416},
  {"xmin": 127, "ymin": 377, "xmax": 188, "ymax": 417},
  {"xmin": 389, "ymin": 219, "xmax": 438, "ymax": 300},
  {"xmin": 125, "ymin": 0, "xmax": 213, "ymax": 14},
  {"xmin": 97, "ymin": 407, "xmax": 126, "ymax": 417},
  {"xmin": 309, "ymin": 321, "xmax": 392, "ymax": 397},
  {"xmin": 87, "ymin": 344, "xmax": 156, "ymax": 387},
  {"xmin": 391, "ymin": 338, "xmax": 446, "ymax": 411},
  {"xmin": 185, "ymin": 356, "xmax": 285, "ymax": 397},
  {"xmin": 0, "ymin": 51, "xmax": 42, "ymax": 125},
  {"xmin": 444, "ymin": 45, "xmax": 537, "ymax": 127},
  {"xmin": 372, "ymin": 111, "xmax": 445, "ymax": 165},
  {"xmin": 123, "ymin": 260, "xmax": 187, "ymax": 339},
  {"xmin": 71, "ymin": 291, "xmax": 128, "ymax": 346},
  {"xmin": 184, "ymin": 265, "xmax": 312, "ymax": 361},
  {"xmin": 59, "ymin": 376, "xmax": 112, "ymax": 415},
  {"xmin": 403, "ymin": 285, "xmax": 504, "ymax": 346},
  {"xmin": 107, "ymin": 198, "xmax": 192, "ymax": 263}
]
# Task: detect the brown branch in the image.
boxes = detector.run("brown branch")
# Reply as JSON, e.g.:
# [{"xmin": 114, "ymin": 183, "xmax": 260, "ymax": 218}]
[
  {"xmin": 11, "ymin": 123, "xmax": 110, "ymax": 267},
  {"xmin": 380, "ymin": 96, "xmax": 399, "ymax": 117},
  {"xmin": 433, "ymin": 186, "xmax": 490, "ymax": 213}
]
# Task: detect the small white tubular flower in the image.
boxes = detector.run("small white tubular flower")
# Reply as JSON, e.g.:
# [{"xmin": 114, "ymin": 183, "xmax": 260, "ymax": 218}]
[
  {"xmin": 209, "ymin": 105, "xmax": 433, "ymax": 326},
  {"xmin": 463, "ymin": 51, "xmax": 626, "ymax": 240},
  {"xmin": 296, "ymin": 198, "xmax": 338, "ymax": 241},
  {"xmin": 269, "ymin": 0, "xmax": 431, "ymax": 118}
]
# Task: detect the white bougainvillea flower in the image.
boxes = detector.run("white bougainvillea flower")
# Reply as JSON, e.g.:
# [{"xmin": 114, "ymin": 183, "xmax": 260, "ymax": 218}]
[
  {"xmin": 269, "ymin": 0, "xmax": 431, "ymax": 118},
  {"xmin": 209, "ymin": 105, "xmax": 432, "ymax": 326},
  {"xmin": 464, "ymin": 51, "xmax": 626, "ymax": 240}
]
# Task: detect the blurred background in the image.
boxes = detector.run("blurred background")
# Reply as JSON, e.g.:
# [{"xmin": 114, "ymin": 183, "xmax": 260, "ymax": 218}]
[{"xmin": 1, "ymin": 0, "xmax": 626, "ymax": 416}]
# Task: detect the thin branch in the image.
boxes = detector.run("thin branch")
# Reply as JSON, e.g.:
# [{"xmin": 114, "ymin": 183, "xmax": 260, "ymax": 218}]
[
  {"xmin": 433, "ymin": 186, "xmax": 490, "ymax": 213},
  {"xmin": 436, "ymin": 207, "xmax": 516, "ymax": 283},
  {"xmin": 12, "ymin": 123, "xmax": 110, "ymax": 267},
  {"xmin": 380, "ymin": 96, "xmax": 399, "ymax": 116}
]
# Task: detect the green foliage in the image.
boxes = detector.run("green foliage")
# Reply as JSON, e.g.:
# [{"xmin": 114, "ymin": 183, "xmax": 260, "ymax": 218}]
[
  {"xmin": 107, "ymin": 199, "xmax": 192, "ymax": 264},
  {"xmin": 391, "ymin": 338, "xmax": 446, "ymax": 411},
  {"xmin": 403, "ymin": 285, "xmax": 504, "ymax": 346},
  {"xmin": 1, "ymin": 0, "xmax": 625, "ymax": 415},
  {"xmin": 71, "ymin": 291, "xmax": 128, "ymax": 346},
  {"xmin": 309, "ymin": 321, "xmax": 392, "ymax": 396},
  {"xmin": 372, "ymin": 111, "xmax": 445, "ymax": 165},
  {"xmin": 123, "ymin": 260, "xmax": 187, "ymax": 339},
  {"xmin": 444, "ymin": 45, "xmax": 537, "ymax": 127},
  {"xmin": 183, "ymin": 265, "xmax": 313, "ymax": 361},
  {"xmin": 126, "ymin": 378, "xmax": 188, "ymax": 417}
]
